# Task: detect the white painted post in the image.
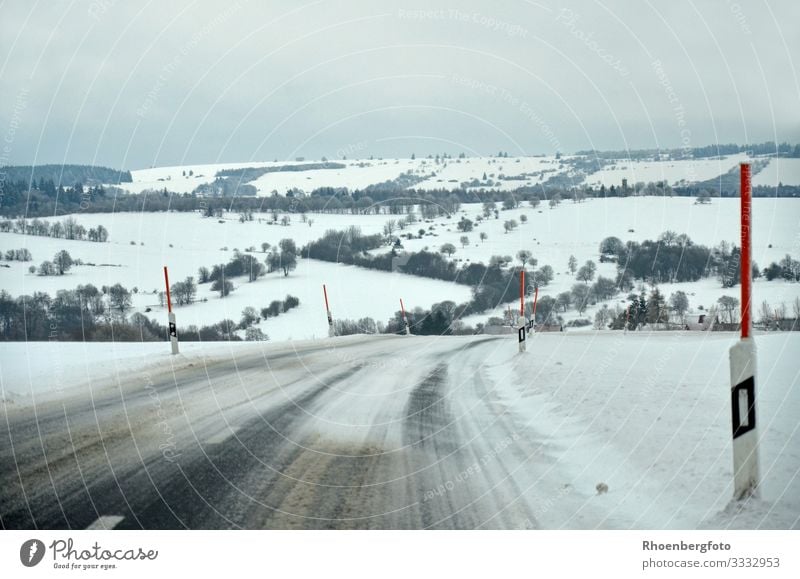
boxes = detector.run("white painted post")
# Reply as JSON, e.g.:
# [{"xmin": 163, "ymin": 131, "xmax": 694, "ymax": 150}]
[
  {"xmin": 168, "ymin": 311, "xmax": 179, "ymax": 355},
  {"xmin": 729, "ymin": 339, "xmax": 758, "ymax": 499},
  {"xmin": 730, "ymin": 163, "xmax": 758, "ymax": 500}
]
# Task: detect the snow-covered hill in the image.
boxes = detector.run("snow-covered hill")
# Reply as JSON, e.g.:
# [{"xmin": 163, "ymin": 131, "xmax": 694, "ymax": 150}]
[
  {"xmin": 2, "ymin": 197, "xmax": 798, "ymax": 339},
  {"xmin": 112, "ymin": 153, "xmax": 791, "ymax": 196}
]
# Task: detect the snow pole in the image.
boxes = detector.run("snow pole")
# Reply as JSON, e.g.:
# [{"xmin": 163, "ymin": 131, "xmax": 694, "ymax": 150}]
[
  {"xmin": 729, "ymin": 162, "xmax": 759, "ymax": 500},
  {"xmin": 323, "ymin": 284, "xmax": 334, "ymax": 337},
  {"xmin": 517, "ymin": 269, "xmax": 527, "ymax": 353},
  {"xmin": 164, "ymin": 266, "xmax": 179, "ymax": 355},
  {"xmin": 400, "ymin": 298, "xmax": 410, "ymax": 335},
  {"xmin": 530, "ymin": 286, "xmax": 539, "ymax": 332}
]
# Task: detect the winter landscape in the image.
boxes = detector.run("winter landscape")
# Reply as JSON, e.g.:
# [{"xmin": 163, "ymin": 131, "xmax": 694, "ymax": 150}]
[
  {"xmin": 1, "ymin": 0, "xmax": 799, "ymax": 541},
  {"xmin": 2, "ymin": 154, "xmax": 799, "ymax": 531}
]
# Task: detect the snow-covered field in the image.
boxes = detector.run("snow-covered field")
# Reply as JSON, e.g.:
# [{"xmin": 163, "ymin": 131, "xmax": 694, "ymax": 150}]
[
  {"xmin": 2, "ymin": 197, "xmax": 798, "ymax": 337},
  {"xmin": 122, "ymin": 156, "xmax": 572, "ymax": 196},
  {"xmin": 397, "ymin": 196, "xmax": 800, "ymax": 325},
  {"xmin": 752, "ymin": 158, "xmax": 800, "ymax": 187},
  {"xmin": 114, "ymin": 153, "xmax": 790, "ymax": 197},
  {"xmin": 583, "ymin": 154, "xmax": 750, "ymax": 188},
  {"xmin": 0, "ymin": 211, "xmax": 471, "ymax": 340}
]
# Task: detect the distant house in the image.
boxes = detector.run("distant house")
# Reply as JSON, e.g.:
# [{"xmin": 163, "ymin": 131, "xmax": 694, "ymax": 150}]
[
  {"xmin": 685, "ymin": 313, "xmax": 713, "ymax": 331},
  {"xmin": 684, "ymin": 313, "xmax": 740, "ymax": 332}
]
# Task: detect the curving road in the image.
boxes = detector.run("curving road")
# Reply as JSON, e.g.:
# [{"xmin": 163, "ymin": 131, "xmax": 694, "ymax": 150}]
[{"xmin": 1, "ymin": 335, "xmax": 547, "ymax": 529}]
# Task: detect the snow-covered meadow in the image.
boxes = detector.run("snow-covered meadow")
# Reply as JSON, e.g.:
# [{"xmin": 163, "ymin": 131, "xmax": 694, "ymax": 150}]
[
  {"xmin": 116, "ymin": 153, "xmax": 800, "ymax": 197},
  {"xmin": 2, "ymin": 195, "xmax": 799, "ymax": 339}
]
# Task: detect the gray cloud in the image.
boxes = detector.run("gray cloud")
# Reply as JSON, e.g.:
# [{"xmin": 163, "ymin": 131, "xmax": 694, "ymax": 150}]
[{"xmin": 1, "ymin": 0, "xmax": 798, "ymax": 169}]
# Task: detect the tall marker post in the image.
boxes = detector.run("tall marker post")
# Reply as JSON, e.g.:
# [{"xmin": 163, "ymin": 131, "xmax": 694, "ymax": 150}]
[
  {"xmin": 400, "ymin": 298, "xmax": 411, "ymax": 335},
  {"xmin": 164, "ymin": 266, "xmax": 179, "ymax": 355},
  {"xmin": 323, "ymin": 284, "xmax": 335, "ymax": 337},
  {"xmin": 729, "ymin": 162, "xmax": 759, "ymax": 499},
  {"xmin": 517, "ymin": 270, "xmax": 527, "ymax": 353},
  {"xmin": 530, "ymin": 286, "xmax": 539, "ymax": 333}
]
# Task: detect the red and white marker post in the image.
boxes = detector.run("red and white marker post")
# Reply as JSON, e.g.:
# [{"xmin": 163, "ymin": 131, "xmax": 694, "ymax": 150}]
[
  {"xmin": 729, "ymin": 163, "xmax": 759, "ymax": 499},
  {"xmin": 517, "ymin": 270, "xmax": 527, "ymax": 353},
  {"xmin": 400, "ymin": 298, "xmax": 411, "ymax": 335},
  {"xmin": 323, "ymin": 284, "xmax": 335, "ymax": 337},
  {"xmin": 530, "ymin": 285, "xmax": 539, "ymax": 333},
  {"xmin": 164, "ymin": 266, "xmax": 179, "ymax": 355}
]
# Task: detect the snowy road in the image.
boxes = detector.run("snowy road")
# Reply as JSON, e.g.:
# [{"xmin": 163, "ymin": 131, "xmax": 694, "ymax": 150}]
[
  {"xmin": 0, "ymin": 335, "xmax": 546, "ymax": 529},
  {"xmin": 3, "ymin": 332, "xmax": 798, "ymax": 530}
]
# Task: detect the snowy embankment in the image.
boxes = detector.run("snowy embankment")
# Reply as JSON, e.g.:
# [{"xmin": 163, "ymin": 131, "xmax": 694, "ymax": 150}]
[
  {"xmin": 1, "ymin": 332, "xmax": 797, "ymax": 529},
  {"xmin": 485, "ymin": 331, "xmax": 799, "ymax": 529}
]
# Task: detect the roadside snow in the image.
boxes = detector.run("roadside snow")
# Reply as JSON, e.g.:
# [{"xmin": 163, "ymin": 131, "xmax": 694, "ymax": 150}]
[{"xmin": 485, "ymin": 331, "xmax": 800, "ymax": 529}]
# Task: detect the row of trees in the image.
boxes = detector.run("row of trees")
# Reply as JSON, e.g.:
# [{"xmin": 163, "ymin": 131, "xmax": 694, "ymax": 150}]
[
  {"xmin": 0, "ymin": 216, "xmax": 108, "ymax": 242},
  {"xmin": 597, "ymin": 233, "xmax": 754, "ymax": 287},
  {"xmin": 762, "ymin": 254, "xmax": 800, "ymax": 282},
  {"xmin": 0, "ymin": 283, "xmax": 304, "ymax": 341},
  {"xmin": 599, "ymin": 233, "xmax": 799, "ymax": 288},
  {"xmin": 2, "ymin": 248, "xmax": 32, "ymax": 261},
  {"xmin": 195, "ymin": 240, "xmax": 299, "ymax": 298},
  {"xmin": 0, "ymin": 284, "xmax": 138, "ymax": 341}
]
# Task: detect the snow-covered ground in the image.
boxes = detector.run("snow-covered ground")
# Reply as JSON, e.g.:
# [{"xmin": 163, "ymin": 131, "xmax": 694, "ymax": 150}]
[
  {"xmin": 395, "ymin": 196, "xmax": 799, "ymax": 326},
  {"xmin": 752, "ymin": 158, "xmax": 800, "ymax": 187},
  {"xmin": 0, "ymin": 210, "xmax": 469, "ymax": 340},
  {"xmin": 1, "ymin": 332, "xmax": 797, "ymax": 529},
  {"xmin": 114, "ymin": 153, "xmax": 778, "ymax": 197},
  {"xmin": 2, "ymin": 197, "xmax": 798, "ymax": 337},
  {"xmin": 583, "ymin": 154, "xmax": 750, "ymax": 188},
  {"xmin": 486, "ymin": 331, "xmax": 800, "ymax": 529},
  {"xmin": 121, "ymin": 156, "xmax": 573, "ymax": 196}
]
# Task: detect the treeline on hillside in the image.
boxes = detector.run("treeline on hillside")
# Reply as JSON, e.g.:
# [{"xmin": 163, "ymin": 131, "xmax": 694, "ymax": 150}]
[
  {"xmin": 762, "ymin": 254, "xmax": 800, "ymax": 282},
  {"xmin": 4, "ymin": 173, "xmax": 799, "ymax": 219},
  {"xmin": 1, "ymin": 216, "xmax": 109, "ymax": 241},
  {"xmin": 0, "ymin": 164, "xmax": 132, "ymax": 186},
  {"xmin": 0, "ymin": 181, "xmax": 121, "ymax": 216},
  {"xmin": 576, "ymin": 141, "xmax": 800, "ymax": 160},
  {"xmin": 303, "ymin": 226, "xmax": 557, "ymax": 320},
  {"xmin": 193, "ymin": 178, "xmax": 258, "ymax": 197},
  {"xmin": 600, "ymin": 232, "xmax": 765, "ymax": 287},
  {"xmin": 0, "ymin": 285, "xmax": 300, "ymax": 342},
  {"xmin": 215, "ymin": 162, "xmax": 346, "ymax": 182}
]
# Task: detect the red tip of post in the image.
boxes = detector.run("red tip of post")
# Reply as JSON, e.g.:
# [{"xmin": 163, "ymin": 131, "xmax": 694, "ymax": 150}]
[
  {"xmin": 400, "ymin": 298, "xmax": 406, "ymax": 317},
  {"xmin": 323, "ymin": 284, "xmax": 330, "ymax": 311},
  {"xmin": 163, "ymin": 266, "xmax": 172, "ymax": 313},
  {"xmin": 740, "ymin": 163, "xmax": 752, "ymax": 339},
  {"xmin": 520, "ymin": 269, "xmax": 525, "ymax": 316}
]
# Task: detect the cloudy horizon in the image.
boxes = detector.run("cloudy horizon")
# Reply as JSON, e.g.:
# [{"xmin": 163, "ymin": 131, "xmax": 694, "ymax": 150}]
[{"xmin": 1, "ymin": 0, "xmax": 799, "ymax": 170}]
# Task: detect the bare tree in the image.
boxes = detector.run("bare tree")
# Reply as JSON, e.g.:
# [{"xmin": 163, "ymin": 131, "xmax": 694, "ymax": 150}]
[
  {"xmin": 717, "ymin": 295, "xmax": 739, "ymax": 324},
  {"xmin": 440, "ymin": 243, "xmax": 456, "ymax": 257}
]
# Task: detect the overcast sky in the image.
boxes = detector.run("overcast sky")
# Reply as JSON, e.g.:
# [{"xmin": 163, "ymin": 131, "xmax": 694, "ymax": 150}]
[{"xmin": 1, "ymin": 0, "xmax": 798, "ymax": 170}]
